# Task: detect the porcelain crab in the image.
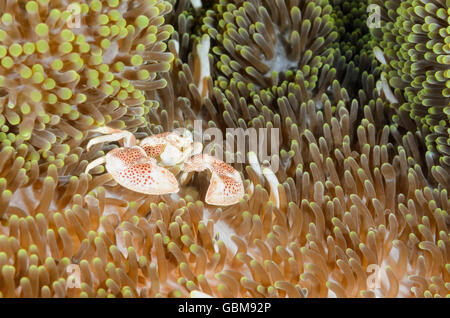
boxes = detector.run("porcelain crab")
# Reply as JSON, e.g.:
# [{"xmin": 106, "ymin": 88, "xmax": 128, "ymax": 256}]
[{"xmin": 85, "ymin": 126, "xmax": 244, "ymax": 206}]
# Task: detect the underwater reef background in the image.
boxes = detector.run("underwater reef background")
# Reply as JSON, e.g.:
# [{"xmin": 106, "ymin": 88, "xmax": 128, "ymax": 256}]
[{"xmin": 0, "ymin": 0, "xmax": 448, "ymax": 298}]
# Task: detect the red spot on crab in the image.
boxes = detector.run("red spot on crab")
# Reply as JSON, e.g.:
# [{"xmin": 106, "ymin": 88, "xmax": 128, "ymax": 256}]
[{"xmin": 141, "ymin": 144, "xmax": 166, "ymax": 158}]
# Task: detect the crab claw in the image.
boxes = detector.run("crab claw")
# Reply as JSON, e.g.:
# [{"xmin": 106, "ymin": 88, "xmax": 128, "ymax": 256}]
[
  {"xmin": 87, "ymin": 126, "xmax": 136, "ymax": 151},
  {"xmin": 183, "ymin": 154, "xmax": 244, "ymax": 206},
  {"xmin": 140, "ymin": 130, "xmax": 202, "ymax": 167},
  {"xmin": 106, "ymin": 147, "xmax": 179, "ymax": 195}
]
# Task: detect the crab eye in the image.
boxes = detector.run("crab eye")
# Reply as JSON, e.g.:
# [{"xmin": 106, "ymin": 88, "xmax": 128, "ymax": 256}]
[{"xmin": 174, "ymin": 128, "xmax": 193, "ymax": 142}]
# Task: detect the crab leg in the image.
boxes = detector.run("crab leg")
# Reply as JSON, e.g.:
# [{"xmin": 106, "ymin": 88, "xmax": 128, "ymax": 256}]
[
  {"xmin": 85, "ymin": 156, "xmax": 106, "ymax": 174},
  {"xmin": 87, "ymin": 127, "xmax": 136, "ymax": 151},
  {"xmin": 183, "ymin": 154, "xmax": 244, "ymax": 206}
]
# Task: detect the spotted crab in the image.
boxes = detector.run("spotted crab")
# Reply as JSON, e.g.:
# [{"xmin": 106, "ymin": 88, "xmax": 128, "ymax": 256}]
[{"xmin": 85, "ymin": 126, "xmax": 245, "ymax": 206}]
